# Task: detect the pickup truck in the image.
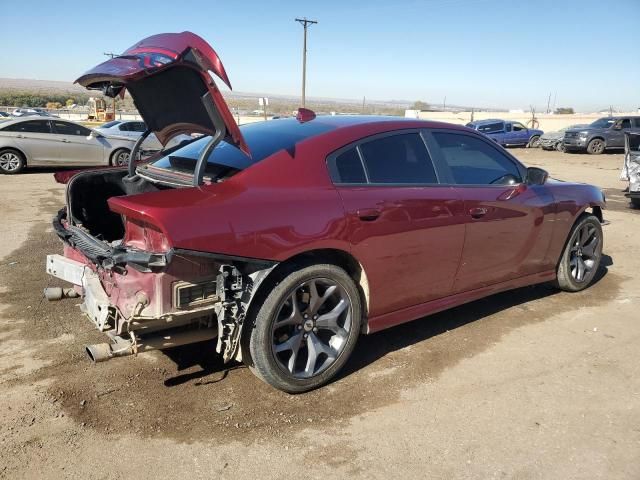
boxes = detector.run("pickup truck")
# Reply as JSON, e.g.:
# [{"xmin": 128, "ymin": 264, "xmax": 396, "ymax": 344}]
[
  {"xmin": 564, "ymin": 116, "xmax": 640, "ymax": 154},
  {"xmin": 466, "ymin": 119, "xmax": 543, "ymax": 148}
]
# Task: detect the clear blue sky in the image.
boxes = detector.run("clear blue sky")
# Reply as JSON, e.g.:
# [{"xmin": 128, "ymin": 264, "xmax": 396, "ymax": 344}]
[{"xmin": 1, "ymin": 0, "xmax": 638, "ymax": 112}]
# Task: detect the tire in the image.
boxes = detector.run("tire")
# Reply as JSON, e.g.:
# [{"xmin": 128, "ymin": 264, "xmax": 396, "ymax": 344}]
[
  {"xmin": 586, "ymin": 138, "xmax": 605, "ymax": 155},
  {"xmin": 110, "ymin": 148, "xmax": 130, "ymax": 167},
  {"xmin": 631, "ymin": 198, "xmax": 640, "ymax": 209},
  {"xmin": 528, "ymin": 135, "xmax": 541, "ymax": 148},
  {"xmin": 0, "ymin": 148, "xmax": 26, "ymax": 174},
  {"xmin": 555, "ymin": 214, "xmax": 603, "ymax": 292},
  {"xmin": 555, "ymin": 141, "xmax": 566, "ymax": 152},
  {"xmin": 248, "ymin": 263, "xmax": 362, "ymax": 393}
]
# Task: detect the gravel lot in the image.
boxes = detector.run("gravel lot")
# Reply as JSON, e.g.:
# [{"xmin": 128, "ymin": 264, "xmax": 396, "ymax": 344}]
[{"xmin": 0, "ymin": 148, "xmax": 638, "ymax": 479}]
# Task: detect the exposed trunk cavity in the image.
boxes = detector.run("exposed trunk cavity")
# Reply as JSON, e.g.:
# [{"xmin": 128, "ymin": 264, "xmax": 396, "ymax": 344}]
[{"xmin": 67, "ymin": 170, "xmax": 167, "ymax": 242}]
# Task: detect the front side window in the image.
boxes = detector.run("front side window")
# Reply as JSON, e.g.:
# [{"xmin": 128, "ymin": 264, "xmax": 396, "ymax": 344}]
[
  {"xmin": 512, "ymin": 122, "xmax": 527, "ymax": 131},
  {"xmin": 618, "ymin": 119, "xmax": 632, "ymax": 129},
  {"xmin": 53, "ymin": 121, "xmax": 91, "ymax": 136},
  {"xmin": 432, "ymin": 132, "xmax": 522, "ymax": 185},
  {"xmin": 2, "ymin": 120, "xmax": 51, "ymax": 134},
  {"xmin": 358, "ymin": 133, "xmax": 437, "ymax": 184}
]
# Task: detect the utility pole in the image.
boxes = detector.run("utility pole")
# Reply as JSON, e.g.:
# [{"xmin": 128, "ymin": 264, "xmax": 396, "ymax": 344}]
[
  {"xmin": 103, "ymin": 53, "xmax": 118, "ymax": 120},
  {"xmin": 295, "ymin": 17, "xmax": 318, "ymax": 108},
  {"xmin": 443, "ymin": 96, "xmax": 446, "ymax": 111},
  {"xmin": 546, "ymin": 92, "xmax": 552, "ymax": 114},
  {"xmin": 362, "ymin": 96, "xmax": 366, "ymax": 113}
]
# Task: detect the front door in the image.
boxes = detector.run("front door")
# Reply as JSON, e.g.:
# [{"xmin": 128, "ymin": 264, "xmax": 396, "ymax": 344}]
[
  {"xmin": 328, "ymin": 131, "xmax": 465, "ymax": 318},
  {"xmin": 425, "ymin": 129, "xmax": 555, "ymax": 293},
  {"xmin": 50, "ymin": 120, "xmax": 103, "ymax": 165}
]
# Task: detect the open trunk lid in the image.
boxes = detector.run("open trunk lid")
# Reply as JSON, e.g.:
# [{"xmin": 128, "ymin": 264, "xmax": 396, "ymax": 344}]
[{"xmin": 75, "ymin": 31, "xmax": 248, "ymax": 155}]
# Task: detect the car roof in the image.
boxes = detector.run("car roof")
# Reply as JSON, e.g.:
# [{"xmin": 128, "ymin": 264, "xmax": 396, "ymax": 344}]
[{"xmin": 239, "ymin": 115, "xmax": 467, "ymax": 137}]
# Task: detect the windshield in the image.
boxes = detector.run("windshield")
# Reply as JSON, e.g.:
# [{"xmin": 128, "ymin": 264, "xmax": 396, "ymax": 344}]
[
  {"xmin": 590, "ymin": 118, "xmax": 616, "ymax": 129},
  {"xmin": 146, "ymin": 118, "xmax": 336, "ymax": 181}
]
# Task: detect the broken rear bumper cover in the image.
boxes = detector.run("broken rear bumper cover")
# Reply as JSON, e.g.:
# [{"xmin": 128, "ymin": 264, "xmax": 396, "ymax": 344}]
[{"xmin": 47, "ymin": 208, "xmax": 276, "ymax": 363}]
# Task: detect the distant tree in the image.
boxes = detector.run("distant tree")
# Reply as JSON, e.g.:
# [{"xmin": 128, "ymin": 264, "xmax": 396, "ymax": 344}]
[
  {"xmin": 555, "ymin": 107, "xmax": 575, "ymax": 114},
  {"xmin": 411, "ymin": 100, "xmax": 430, "ymax": 111},
  {"xmin": 65, "ymin": 98, "xmax": 75, "ymax": 107},
  {"xmin": 46, "ymin": 101, "xmax": 62, "ymax": 109}
]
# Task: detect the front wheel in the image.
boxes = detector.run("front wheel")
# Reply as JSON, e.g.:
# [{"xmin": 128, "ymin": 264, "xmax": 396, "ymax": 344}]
[
  {"xmin": 555, "ymin": 214, "xmax": 603, "ymax": 292},
  {"xmin": 587, "ymin": 138, "xmax": 605, "ymax": 155},
  {"xmin": 249, "ymin": 263, "xmax": 362, "ymax": 393},
  {"xmin": 555, "ymin": 141, "xmax": 565, "ymax": 152},
  {"xmin": 631, "ymin": 198, "xmax": 640, "ymax": 209},
  {"xmin": 528, "ymin": 135, "xmax": 541, "ymax": 148},
  {"xmin": 110, "ymin": 148, "xmax": 130, "ymax": 167}
]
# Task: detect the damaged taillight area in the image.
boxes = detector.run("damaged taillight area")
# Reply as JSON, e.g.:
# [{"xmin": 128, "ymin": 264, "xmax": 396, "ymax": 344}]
[{"xmin": 121, "ymin": 217, "xmax": 171, "ymax": 253}]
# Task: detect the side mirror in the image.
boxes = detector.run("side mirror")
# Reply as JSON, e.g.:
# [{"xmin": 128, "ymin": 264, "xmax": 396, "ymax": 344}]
[
  {"xmin": 613, "ymin": 124, "xmax": 622, "ymax": 130},
  {"xmin": 526, "ymin": 167, "xmax": 548, "ymax": 185}
]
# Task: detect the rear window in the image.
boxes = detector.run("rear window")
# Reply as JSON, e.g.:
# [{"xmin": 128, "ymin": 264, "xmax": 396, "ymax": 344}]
[
  {"xmin": 149, "ymin": 118, "xmax": 335, "ymax": 179},
  {"xmin": 331, "ymin": 148, "xmax": 367, "ymax": 183},
  {"xmin": 101, "ymin": 121, "xmax": 121, "ymax": 128}
]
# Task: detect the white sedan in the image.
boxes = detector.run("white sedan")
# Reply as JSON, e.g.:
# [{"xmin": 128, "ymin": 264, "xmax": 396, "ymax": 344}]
[
  {"xmin": 0, "ymin": 117, "xmax": 136, "ymax": 174},
  {"xmin": 94, "ymin": 120, "xmax": 191, "ymax": 152}
]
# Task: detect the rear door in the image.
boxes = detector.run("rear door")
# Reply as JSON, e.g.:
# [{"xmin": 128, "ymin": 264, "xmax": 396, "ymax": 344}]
[
  {"xmin": 3, "ymin": 119, "xmax": 57, "ymax": 165},
  {"xmin": 329, "ymin": 130, "xmax": 465, "ymax": 319},
  {"xmin": 425, "ymin": 129, "xmax": 555, "ymax": 293},
  {"xmin": 50, "ymin": 120, "xmax": 104, "ymax": 166}
]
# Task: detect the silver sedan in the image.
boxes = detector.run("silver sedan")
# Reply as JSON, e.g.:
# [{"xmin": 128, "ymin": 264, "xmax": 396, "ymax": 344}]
[{"xmin": 0, "ymin": 117, "xmax": 136, "ymax": 174}]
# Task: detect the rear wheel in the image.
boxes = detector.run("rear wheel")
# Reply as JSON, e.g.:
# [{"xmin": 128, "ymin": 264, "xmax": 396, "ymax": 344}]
[
  {"xmin": 249, "ymin": 263, "xmax": 362, "ymax": 393},
  {"xmin": 0, "ymin": 149, "xmax": 25, "ymax": 174},
  {"xmin": 587, "ymin": 138, "xmax": 605, "ymax": 155},
  {"xmin": 631, "ymin": 198, "xmax": 640, "ymax": 209},
  {"xmin": 528, "ymin": 135, "xmax": 541, "ymax": 148},
  {"xmin": 555, "ymin": 214, "xmax": 603, "ymax": 292},
  {"xmin": 110, "ymin": 148, "xmax": 130, "ymax": 167}
]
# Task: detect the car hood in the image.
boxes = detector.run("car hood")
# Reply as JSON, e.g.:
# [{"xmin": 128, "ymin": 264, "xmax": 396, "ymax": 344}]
[
  {"xmin": 75, "ymin": 32, "xmax": 249, "ymax": 156},
  {"xmin": 541, "ymin": 132, "xmax": 562, "ymax": 140}
]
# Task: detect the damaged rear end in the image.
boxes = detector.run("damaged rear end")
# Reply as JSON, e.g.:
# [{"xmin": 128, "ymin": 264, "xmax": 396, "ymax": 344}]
[{"xmin": 45, "ymin": 32, "xmax": 270, "ymax": 363}]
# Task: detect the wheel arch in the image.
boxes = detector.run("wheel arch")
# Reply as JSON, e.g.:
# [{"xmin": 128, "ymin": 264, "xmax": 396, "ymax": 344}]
[{"xmin": 238, "ymin": 247, "xmax": 371, "ymax": 367}]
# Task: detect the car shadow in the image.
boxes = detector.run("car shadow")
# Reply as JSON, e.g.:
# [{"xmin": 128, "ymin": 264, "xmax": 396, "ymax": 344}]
[{"xmin": 160, "ymin": 255, "xmax": 612, "ymax": 388}]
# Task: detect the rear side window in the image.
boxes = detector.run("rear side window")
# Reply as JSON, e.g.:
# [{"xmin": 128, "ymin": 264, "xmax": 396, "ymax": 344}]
[
  {"xmin": 432, "ymin": 132, "xmax": 522, "ymax": 185},
  {"xmin": 359, "ymin": 133, "xmax": 437, "ymax": 184},
  {"xmin": 2, "ymin": 120, "xmax": 51, "ymax": 133},
  {"xmin": 634, "ymin": 118, "xmax": 640, "ymax": 128},
  {"xmin": 333, "ymin": 148, "xmax": 367, "ymax": 183},
  {"xmin": 476, "ymin": 122, "xmax": 504, "ymax": 133}
]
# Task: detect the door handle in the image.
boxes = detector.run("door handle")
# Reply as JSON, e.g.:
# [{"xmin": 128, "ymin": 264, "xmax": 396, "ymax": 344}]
[
  {"xmin": 356, "ymin": 208, "xmax": 381, "ymax": 221},
  {"xmin": 16, "ymin": 134, "xmax": 24, "ymax": 139},
  {"xmin": 469, "ymin": 207, "xmax": 488, "ymax": 219},
  {"xmin": 60, "ymin": 139, "xmax": 70, "ymax": 143}
]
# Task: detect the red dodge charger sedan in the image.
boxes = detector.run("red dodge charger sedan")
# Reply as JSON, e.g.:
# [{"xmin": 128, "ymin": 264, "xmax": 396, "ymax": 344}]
[{"xmin": 46, "ymin": 32, "xmax": 605, "ymax": 392}]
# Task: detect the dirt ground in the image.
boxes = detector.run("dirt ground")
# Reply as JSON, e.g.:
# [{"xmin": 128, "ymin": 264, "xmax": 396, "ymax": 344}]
[{"xmin": 0, "ymin": 148, "xmax": 639, "ymax": 479}]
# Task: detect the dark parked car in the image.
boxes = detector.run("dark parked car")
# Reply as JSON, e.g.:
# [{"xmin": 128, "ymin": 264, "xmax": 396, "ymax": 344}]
[
  {"xmin": 466, "ymin": 119, "xmax": 544, "ymax": 148},
  {"xmin": 564, "ymin": 116, "xmax": 640, "ymax": 154},
  {"xmin": 46, "ymin": 32, "xmax": 606, "ymax": 393}
]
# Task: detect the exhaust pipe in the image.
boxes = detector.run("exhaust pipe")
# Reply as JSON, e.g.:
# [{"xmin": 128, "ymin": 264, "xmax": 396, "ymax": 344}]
[
  {"xmin": 44, "ymin": 287, "xmax": 80, "ymax": 301},
  {"xmin": 85, "ymin": 328, "xmax": 218, "ymax": 363}
]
